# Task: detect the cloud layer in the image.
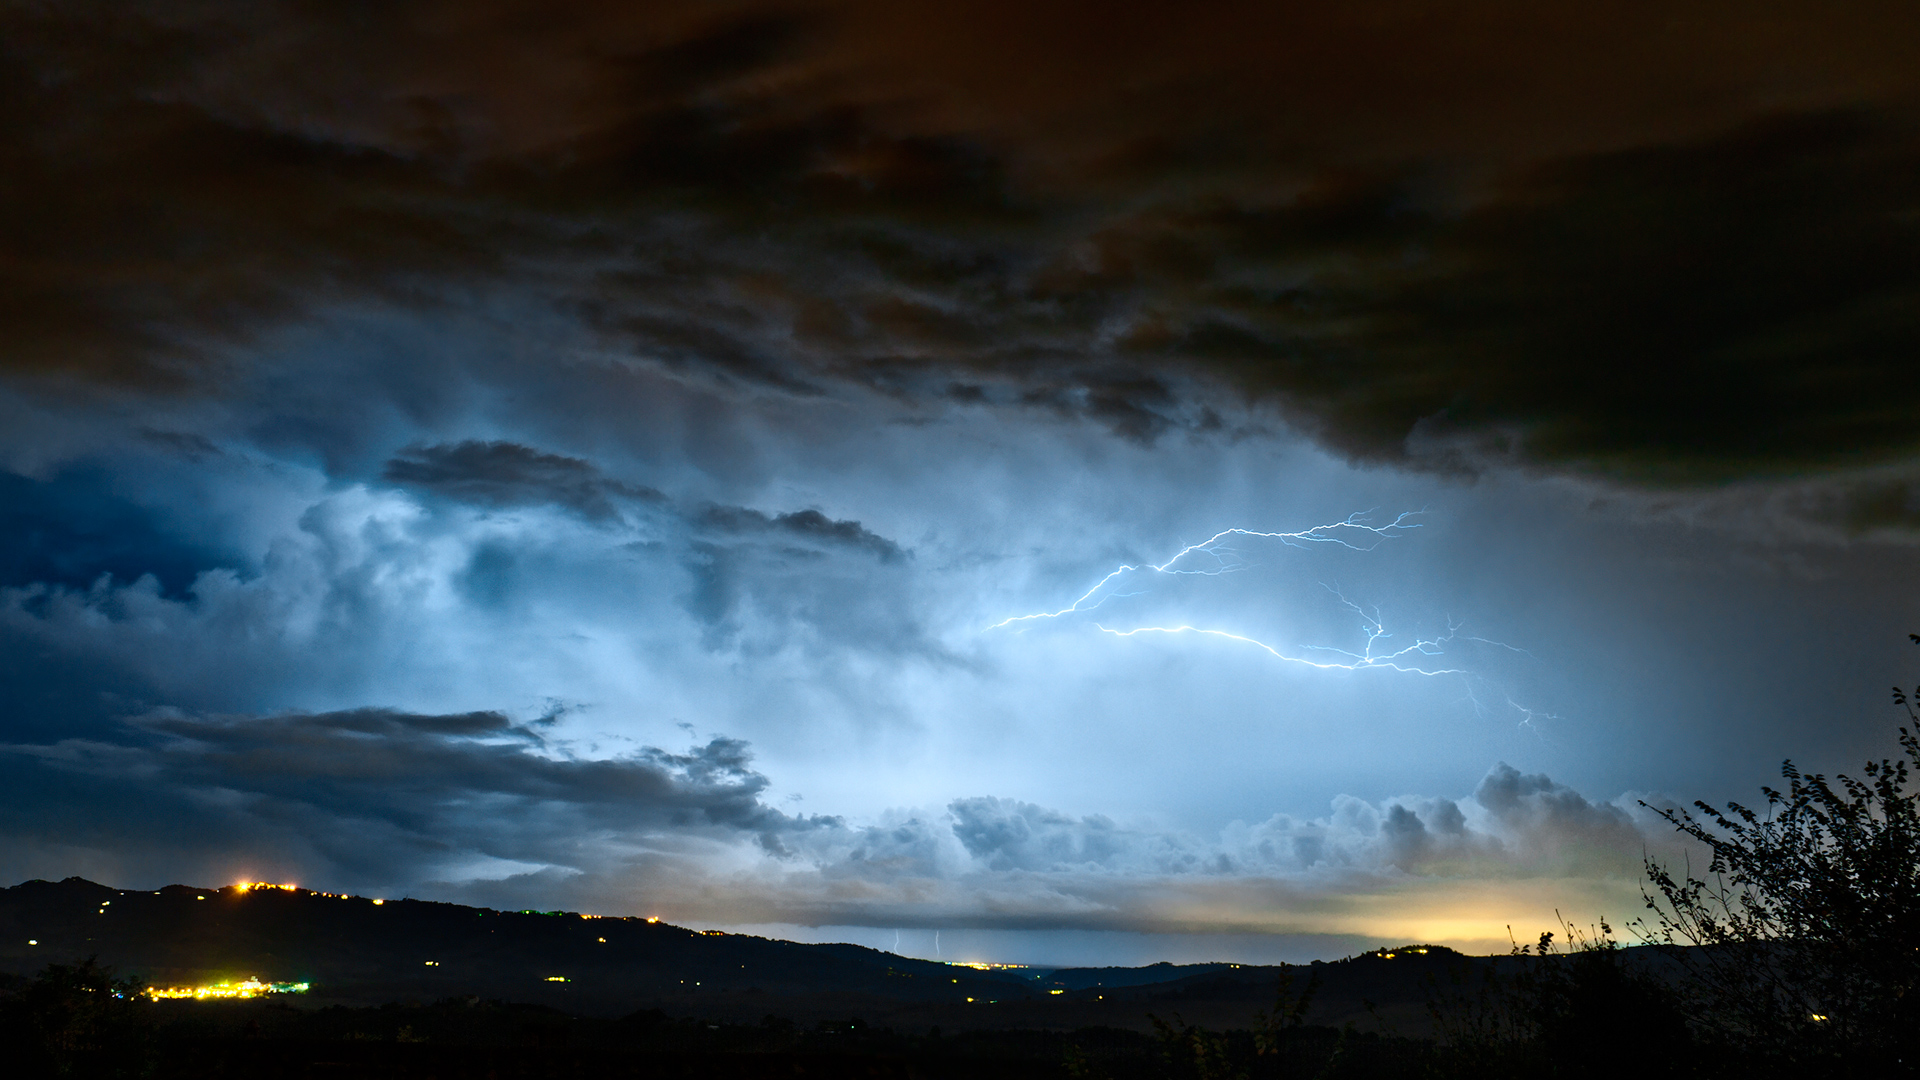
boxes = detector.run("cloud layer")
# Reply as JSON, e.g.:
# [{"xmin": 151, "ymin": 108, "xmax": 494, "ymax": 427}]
[
  {"xmin": 6, "ymin": 1, "xmax": 1920, "ymax": 481},
  {"xmin": 4, "ymin": 0, "xmax": 1919, "ymax": 963},
  {"xmin": 0, "ymin": 697, "xmax": 1675, "ymax": 948}
]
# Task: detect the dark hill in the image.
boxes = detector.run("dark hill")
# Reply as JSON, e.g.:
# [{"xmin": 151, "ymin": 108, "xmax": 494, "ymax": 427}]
[
  {"xmin": 0, "ymin": 877, "xmax": 1557, "ymax": 1034},
  {"xmin": 1036, "ymin": 961, "xmax": 1240, "ymax": 991},
  {"xmin": 0, "ymin": 877, "xmax": 1037, "ymax": 1018}
]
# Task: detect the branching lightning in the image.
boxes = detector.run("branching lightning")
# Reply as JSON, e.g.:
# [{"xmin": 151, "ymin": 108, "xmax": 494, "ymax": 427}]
[
  {"xmin": 986, "ymin": 512, "xmax": 1424, "ymax": 631},
  {"xmin": 1092, "ymin": 623, "xmax": 1471, "ymax": 675},
  {"xmin": 988, "ymin": 512, "xmax": 1552, "ymax": 724},
  {"xmin": 1085, "ymin": 581, "xmax": 1470, "ymax": 675}
]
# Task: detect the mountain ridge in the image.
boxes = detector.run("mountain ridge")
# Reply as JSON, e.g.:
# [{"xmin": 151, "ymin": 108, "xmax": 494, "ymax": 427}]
[{"xmin": 0, "ymin": 876, "xmax": 1498, "ymax": 1033}]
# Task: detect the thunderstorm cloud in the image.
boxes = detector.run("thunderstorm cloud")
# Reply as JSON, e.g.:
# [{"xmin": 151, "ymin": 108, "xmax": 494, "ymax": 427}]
[{"xmin": 2, "ymin": 0, "xmax": 1918, "ymax": 961}]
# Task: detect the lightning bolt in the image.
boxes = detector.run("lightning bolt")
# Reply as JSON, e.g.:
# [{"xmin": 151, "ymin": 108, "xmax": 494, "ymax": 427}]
[
  {"xmin": 988, "ymin": 513, "xmax": 1551, "ymax": 722},
  {"xmin": 1463, "ymin": 682, "xmax": 1562, "ymax": 736},
  {"xmin": 1093, "ymin": 624, "xmax": 1471, "ymax": 674},
  {"xmin": 985, "ymin": 511, "xmax": 1424, "ymax": 631},
  {"xmin": 1088, "ymin": 582, "xmax": 1469, "ymax": 675}
]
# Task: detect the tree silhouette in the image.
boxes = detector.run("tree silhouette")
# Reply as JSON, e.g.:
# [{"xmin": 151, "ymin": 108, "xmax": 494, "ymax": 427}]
[
  {"xmin": 1638, "ymin": 649, "xmax": 1920, "ymax": 1072},
  {"xmin": 0, "ymin": 957, "xmax": 153, "ymax": 1077}
]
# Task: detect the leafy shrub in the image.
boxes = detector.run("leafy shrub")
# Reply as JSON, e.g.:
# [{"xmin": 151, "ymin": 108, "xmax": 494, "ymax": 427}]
[{"xmin": 1637, "ymin": 659, "xmax": 1920, "ymax": 1072}]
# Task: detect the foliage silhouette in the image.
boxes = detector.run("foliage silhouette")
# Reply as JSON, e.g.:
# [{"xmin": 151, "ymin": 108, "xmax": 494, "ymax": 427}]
[
  {"xmin": 1144, "ymin": 966, "xmax": 1410, "ymax": 1080},
  {"xmin": 0, "ymin": 957, "xmax": 154, "ymax": 1078},
  {"xmin": 1423, "ymin": 917, "xmax": 1691, "ymax": 1079},
  {"xmin": 1637, "ymin": 647, "xmax": 1920, "ymax": 1073}
]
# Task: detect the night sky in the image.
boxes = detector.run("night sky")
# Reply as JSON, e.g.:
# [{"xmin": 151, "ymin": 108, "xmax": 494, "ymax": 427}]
[{"xmin": 5, "ymin": 1, "xmax": 1920, "ymax": 966}]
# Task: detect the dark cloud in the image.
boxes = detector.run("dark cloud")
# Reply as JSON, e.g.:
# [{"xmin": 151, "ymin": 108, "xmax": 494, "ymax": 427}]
[
  {"xmin": 0, "ymin": 707, "xmax": 829, "ymax": 889},
  {"xmin": 0, "ymin": 683, "xmax": 1691, "ymax": 935},
  {"xmin": 136, "ymin": 429, "xmax": 223, "ymax": 460},
  {"xmin": 1775, "ymin": 473, "xmax": 1920, "ymax": 539},
  {"xmin": 0, "ymin": 617, "xmax": 162, "ymax": 745},
  {"xmin": 679, "ymin": 503, "xmax": 926, "ymax": 653},
  {"xmin": 1829, "ymin": 482, "xmax": 1920, "ymax": 537},
  {"xmin": 0, "ymin": 467, "xmax": 237, "ymax": 597},
  {"xmin": 1375, "ymin": 799, "xmax": 1487, "ymax": 871},
  {"xmin": 383, "ymin": 440, "xmax": 661, "ymax": 521},
  {"xmin": 4, "ymin": 2, "xmax": 1918, "ymax": 482},
  {"xmin": 1265, "ymin": 113, "xmax": 1920, "ymax": 479},
  {"xmin": 696, "ymin": 505, "xmax": 905, "ymax": 563},
  {"xmin": 1472, "ymin": 763, "xmax": 1642, "ymax": 870},
  {"xmin": 947, "ymin": 796, "xmax": 1125, "ymax": 872}
]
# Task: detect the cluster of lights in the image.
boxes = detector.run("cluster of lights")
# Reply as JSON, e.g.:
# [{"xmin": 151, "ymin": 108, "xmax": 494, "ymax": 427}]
[
  {"xmin": 945, "ymin": 962, "xmax": 1028, "ymax": 971},
  {"xmin": 25, "ymin": 885, "xmax": 679, "ymax": 996},
  {"xmin": 148, "ymin": 978, "xmax": 309, "ymax": 1000},
  {"xmin": 38, "ymin": 885, "xmax": 815, "ymax": 1006},
  {"xmin": 228, "ymin": 882, "xmax": 390, "ymax": 904},
  {"xmin": 1375, "ymin": 947, "xmax": 1431, "ymax": 960}
]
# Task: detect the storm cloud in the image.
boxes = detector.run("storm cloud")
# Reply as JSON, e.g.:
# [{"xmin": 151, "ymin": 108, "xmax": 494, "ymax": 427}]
[
  {"xmin": 0, "ymin": 706, "xmax": 835, "ymax": 891},
  {"xmin": 4, "ymin": 0, "xmax": 1920, "ymax": 963},
  {"xmin": 4, "ymin": 1, "xmax": 1919, "ymax": 481},
  {"xmin": 0, "ymin": 698, "xmax": 1673, "ymax": 946},
  {"xmin": 383, "ymin": 441, "xmax": 662, "ymax": 521}
]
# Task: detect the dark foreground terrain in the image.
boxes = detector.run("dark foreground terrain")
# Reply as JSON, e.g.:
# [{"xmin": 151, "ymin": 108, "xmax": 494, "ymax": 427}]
[
  {"xmin": 0, "ymin": 877, "xmax": 1880, "ymax": 1078},
  {"xmin": 0, "ymin": 876, "xmax": 1474, "ymax": 1031},
  {"xmin": 2, "ymin": 989, "xmax": 1438, "ymax": 1079}
]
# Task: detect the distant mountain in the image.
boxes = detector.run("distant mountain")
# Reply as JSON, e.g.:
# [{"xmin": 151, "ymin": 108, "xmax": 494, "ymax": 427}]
[
  {"xmin": 0, "ymin": 877, "xmax": 1039, "ymax": 1016},
  {"xmin": 1036, "ymin": 961, "xmax": 1241, "ymax": 991},
  {"xmin": 0, "ymin": 877, "xmax": 1512, "ymax": 1033}
]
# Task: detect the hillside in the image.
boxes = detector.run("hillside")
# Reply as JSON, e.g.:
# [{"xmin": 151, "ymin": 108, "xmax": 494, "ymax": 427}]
[
  {"xmin": 0, "ymin": 877, "xmax": 1501, "ymax": 1032},
  {"xmin": 0, "ymin": 877, "xmax": 1045, "ymax": 1014}
]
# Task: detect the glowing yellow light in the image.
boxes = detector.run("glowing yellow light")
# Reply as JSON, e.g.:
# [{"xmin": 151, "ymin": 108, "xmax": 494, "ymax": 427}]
[
  {"xmin": 966, "ymin": 997, "xmax": 974, "ymax": 1003},
  {"xmin": 1050, "ymin": 989, "xmax": 1065, "ymax": 996},
  {"xmin": 372, "ymin": 899, "xmax": 384, "ymax": 905},
  {"xmin": 147, "ymin": 978, "xmax": 310, "ymax": 1000},
  {"xmin": 1811, "ymin": 1014, "xmax": 1828, "ymax": 1022},
  {"xmin": 544, "ymin": 976, "xmax": 569, "ymax": 983},
  {"xmin": 645, "ymin": 917, "xmax": 659, "ymax": 923},
  {"xmin": 597, "ymin": 937, "xmax": 606, "ymax": 943},
  {"xmin": 423, "ymin": 961, "xmax": 437, "ymax": 966}
]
